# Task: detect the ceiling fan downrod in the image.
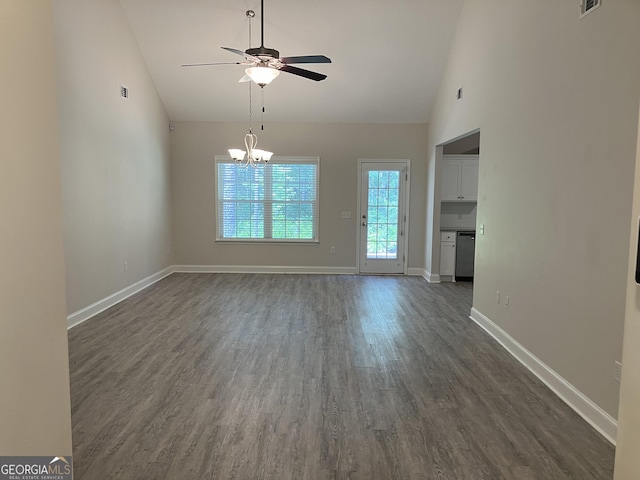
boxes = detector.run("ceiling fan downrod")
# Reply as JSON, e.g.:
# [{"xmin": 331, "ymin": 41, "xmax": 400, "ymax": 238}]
[
  {"xmin": 246, "ymin": 0, "xmax": 279, "ymax": 60},
  {"xmin": 260, "ymin": 0, "xmax": 265, "ymax": 47}
]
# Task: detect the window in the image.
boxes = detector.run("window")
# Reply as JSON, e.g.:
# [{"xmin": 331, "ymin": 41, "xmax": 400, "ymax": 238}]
[{"xmin": 215, "ymin": 157, "xmax": 319, "ymax": 242}]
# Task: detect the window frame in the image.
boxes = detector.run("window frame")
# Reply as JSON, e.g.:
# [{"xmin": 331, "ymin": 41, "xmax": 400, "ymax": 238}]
[{"xmin": 214, "ymin": 155, "xmax": 320, "ymax": 244}]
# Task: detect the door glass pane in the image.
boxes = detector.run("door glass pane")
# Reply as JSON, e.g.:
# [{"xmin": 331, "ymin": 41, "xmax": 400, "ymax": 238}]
[
  {"xmin": 389, "ymin": 189, "xmax": 399, "ymax": 206},
  {"xmin": 379, "ymin": 171, "xmax": 389, "ymax": 189},
  {"xmin": 389, "ymin": 207, "xmax": 398, "ymax": 224},
  {"xmin": 368, "ymin": 207, "xmax": 378, "ymax": 224},
  {"xmin": 368, "ymin": 189, "xmax": 378, "ymax": 206},
  {"xmin": 367, "ymin": 170, "xmax": 400, "ymax": 259}
]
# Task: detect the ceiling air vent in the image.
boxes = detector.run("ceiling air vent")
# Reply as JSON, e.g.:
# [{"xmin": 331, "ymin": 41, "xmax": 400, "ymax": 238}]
[{"xmin": 580, "ymin": 0, "xmax": 601, "ymax": 18}]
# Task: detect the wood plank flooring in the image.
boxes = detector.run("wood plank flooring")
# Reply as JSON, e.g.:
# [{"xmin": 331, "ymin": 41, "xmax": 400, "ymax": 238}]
[{"xmin": 68, "ymin": 274, "xmax": 615, "ymax": 479}]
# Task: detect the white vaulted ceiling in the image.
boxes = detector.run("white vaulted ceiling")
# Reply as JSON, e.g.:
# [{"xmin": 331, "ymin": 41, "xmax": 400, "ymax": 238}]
[{"xmin": 119, "ymin": 0, "xmax": 465, "ymax": 124}]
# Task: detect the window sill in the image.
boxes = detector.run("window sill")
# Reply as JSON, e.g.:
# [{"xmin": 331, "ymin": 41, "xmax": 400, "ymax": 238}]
[{"xmin": 215, "ymin": 239, "xmax": 320, "ymax": 246}]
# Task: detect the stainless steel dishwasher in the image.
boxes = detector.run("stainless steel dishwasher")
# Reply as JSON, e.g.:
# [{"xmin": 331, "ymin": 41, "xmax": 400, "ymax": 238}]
[{"xmin": 455, "ymin": 231, "xmax": 475, "ymax": 280}]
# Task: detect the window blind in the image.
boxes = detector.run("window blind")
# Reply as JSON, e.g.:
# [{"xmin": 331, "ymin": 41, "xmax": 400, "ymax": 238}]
[{"xmin": 215, "ymin": 157, "xmax": 319, "ymax": 242}]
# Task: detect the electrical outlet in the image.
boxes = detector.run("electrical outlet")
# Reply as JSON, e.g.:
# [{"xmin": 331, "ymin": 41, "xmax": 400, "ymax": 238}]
[
  {"xmin": 614, "ymin": 361, "xmax": 622, "ymax": 382},
  {"xmin": 330, "ymin": 246, "xmax": 336, "ymax": 254},
  {"xmin": 124, "ymin": 260, "xmax": 128, "ymax": 272},
  {"xmin": 496, "ymin": 291, "xmax": 500, "ymax": 304},
  {"xmin": 504, "ymin": 296, "xmax": 510, "ymax": 309}
]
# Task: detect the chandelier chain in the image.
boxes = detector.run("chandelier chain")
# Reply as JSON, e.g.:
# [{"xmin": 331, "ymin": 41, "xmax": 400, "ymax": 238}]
[{"xmin": 248, "ymin": 81, "xmax": 253, "ymax": 133}]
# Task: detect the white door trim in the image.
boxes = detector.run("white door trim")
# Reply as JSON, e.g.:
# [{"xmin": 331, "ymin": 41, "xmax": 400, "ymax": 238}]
[{"xmin": 356, "ymin": 159, "xmax": 411, "ymax": 275}]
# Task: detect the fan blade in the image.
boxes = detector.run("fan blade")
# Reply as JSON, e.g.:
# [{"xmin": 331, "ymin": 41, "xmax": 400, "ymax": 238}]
[
  {"xmin": 181, "ymin": 62, "xmax": 241, "ymax": 67},
  {"xmin": 280, "ymin": 65, "xmax": 327, "ymax": 82},
  {"xmin": 281, "ymin": 55, "xmax": 332, "ymax": 65},
  {"xmin": 221, "ymin": 46, "xmax": 261, "ymax": 63},
  {"xmin": 221, "ymin": 46, "xmax": 246, "ymax": 57}
]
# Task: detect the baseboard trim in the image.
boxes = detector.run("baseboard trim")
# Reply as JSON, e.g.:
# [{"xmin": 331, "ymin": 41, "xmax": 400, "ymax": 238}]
[
  {"xmin": 67, "ymin": 266, "xmax": 174, "ymax": 329},
  {"xmin": 424, "ymin": 271, "xmax": 441, "ymax": 283},
  {"xmin": 172, "ymin": 265, "xmax": 358, "ymax": 275},
  {"xmin": 408, "ymin": 268, "xmax": 426, "ymax": 277},
  {"xmin": 469, "ymin": 307, "xmax": 618, "ymax": 445}
]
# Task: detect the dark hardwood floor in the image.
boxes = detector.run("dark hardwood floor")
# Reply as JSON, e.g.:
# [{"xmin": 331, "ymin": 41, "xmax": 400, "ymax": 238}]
[{"xmin": 68, "ymin": 274, "xmax": 615, "ymax": 479}]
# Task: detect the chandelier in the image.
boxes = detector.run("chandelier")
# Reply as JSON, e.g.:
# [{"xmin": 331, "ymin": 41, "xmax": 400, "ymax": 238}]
[
  {"xmin": 228, "ymin": 132, "xmax": 273, "ymax": 167},
  {"xmin": 228, "ymin": 82, "xmax": 273, "ymax": 167}
]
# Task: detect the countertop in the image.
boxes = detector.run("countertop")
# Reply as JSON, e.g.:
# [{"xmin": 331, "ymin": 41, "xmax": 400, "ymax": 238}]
[{"xmin": 440, "ymin": 227, "xmax": 476, "ymax": 232}]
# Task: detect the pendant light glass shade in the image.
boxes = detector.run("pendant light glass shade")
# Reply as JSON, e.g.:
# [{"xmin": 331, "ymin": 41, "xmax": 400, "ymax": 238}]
[
  {"xmin": 249, "ymin": 148, "xmax": 273, "ymax": 162},
  {"xmin": 228, "ymin": 149, "xmax": 246, "ymax": 161}
]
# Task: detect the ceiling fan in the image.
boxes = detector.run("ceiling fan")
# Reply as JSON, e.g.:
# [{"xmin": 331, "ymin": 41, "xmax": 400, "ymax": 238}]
[{"xmin": 181, "ymin": 0, "xmax": 332, "ymax": 86}]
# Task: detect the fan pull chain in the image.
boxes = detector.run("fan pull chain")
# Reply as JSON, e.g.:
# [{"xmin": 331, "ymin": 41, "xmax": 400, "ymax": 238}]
[{"xmin": 261, "ymin": 88, "xmax": 265, "ymax": 131}]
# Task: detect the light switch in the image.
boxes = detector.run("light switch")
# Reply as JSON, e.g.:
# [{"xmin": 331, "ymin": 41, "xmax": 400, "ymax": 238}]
[
  {"xmin": 479, "ymin": 224, "xmax": 484, "ymax": 235},
  {"xmin": 341, "ymin": 211, "xmax": 352, "ymax": 219}
]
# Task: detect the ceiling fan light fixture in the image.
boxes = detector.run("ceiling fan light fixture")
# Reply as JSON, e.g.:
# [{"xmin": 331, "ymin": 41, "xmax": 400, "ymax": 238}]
[{"xmin": 245, "ymin": 66, "xmax": 280, "ymax": 86}]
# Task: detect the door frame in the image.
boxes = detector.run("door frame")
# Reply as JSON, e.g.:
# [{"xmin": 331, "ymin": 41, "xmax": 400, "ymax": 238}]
[{"xmin": 356, "ymin": 159, "xmax": 411, "ymax": 275}]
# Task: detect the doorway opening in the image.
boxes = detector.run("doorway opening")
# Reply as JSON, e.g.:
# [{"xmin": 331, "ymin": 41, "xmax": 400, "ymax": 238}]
[{"xmin": 436, "ymin": 130, "xmax": 480, "ymax": 289}]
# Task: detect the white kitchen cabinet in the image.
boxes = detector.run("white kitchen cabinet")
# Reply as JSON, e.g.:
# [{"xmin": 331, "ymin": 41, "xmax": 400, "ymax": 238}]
[
  {"xmin": 441, "ymin": 162, "xmax": 461, "ymax": 202},
  {"xmin": 440, "ymin": 231, "xmax": 456, "ymax": 278},
  {"xmin": 441, "ymin": 155, "xmax": 479, "ymax": 202}
]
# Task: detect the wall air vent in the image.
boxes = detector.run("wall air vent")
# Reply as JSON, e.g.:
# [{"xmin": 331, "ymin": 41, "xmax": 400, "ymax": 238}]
[
  {"xmin": 120, "ymin": 85, "xmax": 129, "ymax": 99},
  {"xmin": 580, "ymin": 0, "xmax": 601, "ymax": 18}
]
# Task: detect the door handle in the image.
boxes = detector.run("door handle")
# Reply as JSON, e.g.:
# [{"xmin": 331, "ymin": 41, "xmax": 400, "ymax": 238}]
[{"xmin": 362, "ymin": 222, "xmax": 367, "ymax": 227}]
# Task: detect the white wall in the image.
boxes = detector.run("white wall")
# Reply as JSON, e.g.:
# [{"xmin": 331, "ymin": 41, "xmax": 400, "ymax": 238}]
[
  {"xmin": 426, "ymin": 0, "xmax": 640, "ymax": 419},
  {"xmin": 0, "ymin": 0, "xmax": 72, "ymax": 455},
  {"xmin": 171, "ymin": 122, "xmax": 427, "ymax": 271},
  {"xmin": 54, "ymin": 0, "xmax": 172, "ymax": 315},
  {"xmin": 614, "ymin": 103, "xmax": 640, "ymax": 478},
  {"xmin": 440, "ymin": 203, "xmax": 477, "ymax": 230}
]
